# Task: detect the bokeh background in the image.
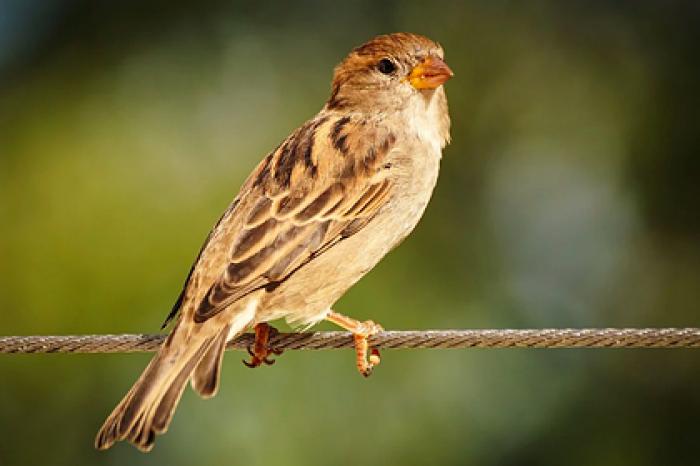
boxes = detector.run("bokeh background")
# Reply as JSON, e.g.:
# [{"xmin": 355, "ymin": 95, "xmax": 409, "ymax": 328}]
[{"xmin": 1, "ymin": 1, "xmax": 698, "ymax": 465}]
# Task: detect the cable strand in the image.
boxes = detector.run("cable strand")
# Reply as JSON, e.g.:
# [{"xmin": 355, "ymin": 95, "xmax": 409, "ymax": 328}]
[{"xmin": 1, "ymin": 328, "xmax": 699, "ymax": 354}]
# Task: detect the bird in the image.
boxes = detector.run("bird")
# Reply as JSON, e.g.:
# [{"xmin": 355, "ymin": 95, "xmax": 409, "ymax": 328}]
[{"xmin": 95, "ymin": 32, "xmax": 453, "ymax": 452}]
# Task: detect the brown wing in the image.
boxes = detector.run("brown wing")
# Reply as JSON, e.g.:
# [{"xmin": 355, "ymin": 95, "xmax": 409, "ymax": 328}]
[{"xmin": 181, "ymin": 113, "xmax": 397, "ymax": 323}]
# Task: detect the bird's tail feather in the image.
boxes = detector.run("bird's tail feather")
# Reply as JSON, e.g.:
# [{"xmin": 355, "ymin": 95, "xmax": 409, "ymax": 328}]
[
  {"xmin": 192, "ymin": 324, "xmax": 231, "ymax": 398},
  {"xmin": 95, "ymin": 329, "xmax": 215, "ymax": 452},
  {"xmin": 95, "ymin": 312, "xmax": 251, "ymax": 452}
]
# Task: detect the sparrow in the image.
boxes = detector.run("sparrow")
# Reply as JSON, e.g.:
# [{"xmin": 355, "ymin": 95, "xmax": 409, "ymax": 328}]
[{"xmin": 95, "ymin": 32, "xmax": 452, "ymax": 452}]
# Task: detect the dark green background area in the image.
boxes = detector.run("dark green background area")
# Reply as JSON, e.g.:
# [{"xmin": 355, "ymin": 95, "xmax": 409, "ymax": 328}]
[{"xmin": 1, "ymin": 1, "xmax": 698, "ymax": 465}]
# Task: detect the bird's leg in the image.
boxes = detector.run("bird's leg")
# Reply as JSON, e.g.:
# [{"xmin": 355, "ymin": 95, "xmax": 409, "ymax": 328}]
[
  {"xmin": 325, "ymin": 311, "xmax": 383, "ymax": 377},
  {"xmin": 242, "ymin": 323, "xmax": 283, "ymax": 368}
]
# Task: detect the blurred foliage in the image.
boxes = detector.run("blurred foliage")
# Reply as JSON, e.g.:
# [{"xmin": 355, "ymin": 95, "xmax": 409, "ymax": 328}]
[{"xmin": 1, "ymin": 1, "xmax": 699, "ymax": 465}]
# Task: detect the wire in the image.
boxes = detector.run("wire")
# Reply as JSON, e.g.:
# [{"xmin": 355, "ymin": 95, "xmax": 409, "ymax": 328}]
[{"xmin": 1, "ymin": 328, "xmax": 699, "ymax": 353}]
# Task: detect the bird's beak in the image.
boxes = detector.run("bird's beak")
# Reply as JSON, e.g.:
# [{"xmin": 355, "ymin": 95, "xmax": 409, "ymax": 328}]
[{"xmin": 409, "ymin": 56, "xmax": 454, "ymax": 90}]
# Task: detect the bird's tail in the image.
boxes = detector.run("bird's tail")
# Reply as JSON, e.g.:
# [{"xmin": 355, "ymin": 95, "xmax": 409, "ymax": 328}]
[{"xmin": 94, "ymin": 321, "xmax": 232, "ymax": 452}]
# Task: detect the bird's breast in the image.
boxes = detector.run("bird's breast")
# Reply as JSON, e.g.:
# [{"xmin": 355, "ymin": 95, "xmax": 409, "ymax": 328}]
[{"xmin": 379, "ymin": 139, "xmax": 441, "ymax": 246}]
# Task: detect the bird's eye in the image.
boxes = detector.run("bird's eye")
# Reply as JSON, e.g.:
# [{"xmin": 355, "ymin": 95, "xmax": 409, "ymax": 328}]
[{"xmin": 377, "ymin": 58, "xmax": 396, "ymax": 75}]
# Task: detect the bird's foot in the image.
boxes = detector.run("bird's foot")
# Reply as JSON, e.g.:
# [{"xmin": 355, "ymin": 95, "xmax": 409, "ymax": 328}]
[
  {"xmin": 242, "ymin": 323, "xmax": 284, "ymax": 368},
  {"xmin": 326, "ymin": 311, "xmax": 383, "ymax": 377}
]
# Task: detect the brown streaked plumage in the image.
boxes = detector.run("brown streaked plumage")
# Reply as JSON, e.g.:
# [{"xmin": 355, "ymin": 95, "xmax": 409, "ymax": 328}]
[{"xmin": 95, "ymin": 32, "xmax": 452, "ymax": 452}]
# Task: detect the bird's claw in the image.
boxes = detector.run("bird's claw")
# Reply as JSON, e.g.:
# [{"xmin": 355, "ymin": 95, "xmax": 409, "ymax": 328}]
[
  {"xmin": 355, "ymin": 332, "xmax": 382, "ymax": 377},
  {"xmin": 325, "ymin": 311, "xmax": 383, "ymax": 377},
  {"xmin": 241, "ymin": 323, "xmax": 284, "ymax": 369},
  {"xmin": 242, "ymin": 355, "xmax": 276, "ymax": 368}
]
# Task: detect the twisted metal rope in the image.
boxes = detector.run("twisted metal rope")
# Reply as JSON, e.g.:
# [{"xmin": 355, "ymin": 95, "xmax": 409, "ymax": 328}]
[{"xmin": 1, "ymin": 328, "xmax": 699, "ymax": 354}]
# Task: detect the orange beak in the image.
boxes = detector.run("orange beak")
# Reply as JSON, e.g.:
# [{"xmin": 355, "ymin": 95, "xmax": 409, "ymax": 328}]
[{"xmin": 408, "ymin": 56, "xmax": 454, "ymax": 90}]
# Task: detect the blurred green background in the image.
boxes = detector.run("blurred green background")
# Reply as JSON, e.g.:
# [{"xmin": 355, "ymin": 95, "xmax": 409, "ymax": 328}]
[{"xmin": 1, "ymin": 1, "xmax": 699, "ymax": 465}]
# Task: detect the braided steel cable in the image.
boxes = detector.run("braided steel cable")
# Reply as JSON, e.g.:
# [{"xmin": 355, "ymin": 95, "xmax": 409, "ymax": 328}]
[{"xmin": 1, "ymin": 328, "xmax": 699, "ymax": 354}]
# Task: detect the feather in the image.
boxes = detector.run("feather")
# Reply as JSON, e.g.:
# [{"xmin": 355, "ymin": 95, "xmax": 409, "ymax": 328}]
[
  {"xmin": 95, "ymin": 332, "xmax": 214, "ymax": 452},
  {"xmin": 191, "ymin": 324, "xmax": 230, "ymax": 398},
  {"xmin": 191, "ymin": 114, "xmax": 397, "ymax": 323}
]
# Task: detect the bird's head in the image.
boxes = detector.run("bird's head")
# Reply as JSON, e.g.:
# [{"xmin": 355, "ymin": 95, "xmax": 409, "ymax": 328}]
[{"xmin": 327, "ymin": 32, "xmax": 453, "ymax": 114}]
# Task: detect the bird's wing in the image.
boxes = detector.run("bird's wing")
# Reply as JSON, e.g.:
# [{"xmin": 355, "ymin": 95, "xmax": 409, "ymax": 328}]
[{"xmin": 170, "ymin": 114, "xmax": 398, "ymax": 324}]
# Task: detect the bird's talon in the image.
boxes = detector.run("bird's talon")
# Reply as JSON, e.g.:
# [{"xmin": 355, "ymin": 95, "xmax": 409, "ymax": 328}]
[
  {"xmin": 325, "ymin": 311, "xmax": 385, "ymax": 377},
  {"xmin": 369, "ymin": 348, "xmax": 381, "ymax": 366},
  {"xmin": 241, "ymin": 323, "xmax": 283, "ymax": 369}
]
